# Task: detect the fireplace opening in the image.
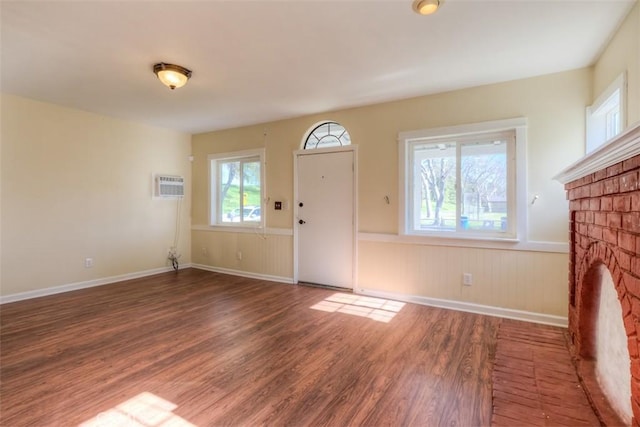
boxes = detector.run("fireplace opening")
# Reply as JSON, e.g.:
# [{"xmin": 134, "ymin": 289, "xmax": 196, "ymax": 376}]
[{"xmin": 591, "ymin": 264, "xmax": 632, "ymax": 425}]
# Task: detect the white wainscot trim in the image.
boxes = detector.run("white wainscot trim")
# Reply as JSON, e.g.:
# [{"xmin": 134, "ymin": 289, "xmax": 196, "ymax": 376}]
[
  {"xmin": 191, "ymin": 263, "xmax": 295, "ymax": 285},
  {"xmin": 357, "ymin": 288, "xmax": 568, "ymax": 328},
  {"xmin": 358, "ymin": 232, "xmax": 568, "ymax": 253},
  {"xmin": 192, "ymin": 224, "xmax": 293, "ymax": 236},
  {"xmin": 0, "ymin": 264, "xmax": 193, "ymax": 304}
]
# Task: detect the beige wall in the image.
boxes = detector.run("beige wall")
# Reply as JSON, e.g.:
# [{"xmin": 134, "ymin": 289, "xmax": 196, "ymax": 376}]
[
  {"xmin": 1, "ymin": 94, "xmax": 192, "ymax": 297},
  {"xmin": 194, "ymin": 69, "xmax": 590, "ymax": 240},
  {"xmin": 593, "ymin": 1, "xmax": 640, "ymax": 127},
  {"xmin": 192, "ymin": 68, "xmax": 590, "ymax": 318}
]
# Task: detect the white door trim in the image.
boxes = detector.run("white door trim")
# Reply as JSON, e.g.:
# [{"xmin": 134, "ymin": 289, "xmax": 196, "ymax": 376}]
[{"xmin": 293, "ymin": 145, "xmax": 358, "ymax": 288}]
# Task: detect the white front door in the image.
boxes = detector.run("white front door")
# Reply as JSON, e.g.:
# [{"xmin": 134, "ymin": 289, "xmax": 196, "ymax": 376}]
[{"xmin": 295, "ymin": 148, "xmax": 355, "ymax": 289}]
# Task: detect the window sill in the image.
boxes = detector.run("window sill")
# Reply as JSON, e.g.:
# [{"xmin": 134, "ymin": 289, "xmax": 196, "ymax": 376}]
[
  {"xmin": 359, "ymin": 232, "xmax": 568, "ymax": 253},
  {"xmin": 204, "ymin": 224, "xmax": 264, "ymax": 233},
  {"xmin": 404, "ymin": 231, "xmax": 518, "ymax": 242},
  {"xmin": 192, "ymin": 224, "xmax": 293, "ymax": 236}
]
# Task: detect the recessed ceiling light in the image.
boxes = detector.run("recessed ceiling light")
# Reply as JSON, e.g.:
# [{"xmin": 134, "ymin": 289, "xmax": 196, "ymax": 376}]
[{"xmin": 412, "ymin": 0, "xmax": 440, "ymax": 16}]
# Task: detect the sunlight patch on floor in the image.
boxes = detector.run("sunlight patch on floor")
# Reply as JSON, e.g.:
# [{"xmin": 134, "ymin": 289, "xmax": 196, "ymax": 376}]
[
  {"xmin": 310, "ymin": 293, "xmax": 405, "ymax": 323},
  {"xmin": 79, "ymin": 391, "xmax": 196, "ymax": 427}
]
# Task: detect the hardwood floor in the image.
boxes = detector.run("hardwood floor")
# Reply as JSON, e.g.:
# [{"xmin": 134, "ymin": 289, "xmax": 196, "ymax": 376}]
[{"xmin": 1, "ymin": 268, "xmax": 501, "ymax": 426}]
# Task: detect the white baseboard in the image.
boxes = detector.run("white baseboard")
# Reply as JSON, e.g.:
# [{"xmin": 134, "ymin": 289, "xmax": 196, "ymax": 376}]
[
  {"xmin": 191, "ymin": 263, "xmax": 294, "ymax": 285},
  {"xmin": 2, "ymin": 263, "xmax": 567, "ymax": 327},
  {"xmin": 0, "ymin": 264, "xmax": 193, "ymax": 305},
  {"xmin": 358, "ymin": 232, "xmax": 569, "ymax": 254},
  {"xmin": 357, "ymin": 288, "xmax": 568, "ymax": 327},
  {"xmin": 193, "ymin": 265, "xmax": 566, "ymax": 327}
]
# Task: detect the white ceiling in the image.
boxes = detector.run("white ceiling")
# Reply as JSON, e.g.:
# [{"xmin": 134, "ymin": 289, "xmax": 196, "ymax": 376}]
[{"xmin": 1, "ymin": 0, "xmax": 635, "ymax": 134}]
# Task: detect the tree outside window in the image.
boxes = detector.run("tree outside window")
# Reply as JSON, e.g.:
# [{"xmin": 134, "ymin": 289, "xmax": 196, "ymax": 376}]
[
  {"xmin": 401, "ymin": 122, "xmax": 522, "ymax": 239},
  {"xmin": 209, "ymin": 149, "xmax": 264, "ymax": 226}
]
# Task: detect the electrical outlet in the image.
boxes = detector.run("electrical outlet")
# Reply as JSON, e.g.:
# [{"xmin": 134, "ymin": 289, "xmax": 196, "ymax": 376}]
[
  {"xmin": 236, "ymin": 251, "xmax": 242, "ymax": 260},
  {"xmin": 84, "ymin": 258, "xmax": 93, "ymax": 268},
  {"xmin": 462, "ymin": 273, "xmax": 473, "ymax": 286},
  {"xmin": 202, "ymin": 247, "xmax": 208, "ymax": 256}
]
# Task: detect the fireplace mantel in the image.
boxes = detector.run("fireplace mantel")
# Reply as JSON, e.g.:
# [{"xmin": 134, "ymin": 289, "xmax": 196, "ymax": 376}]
[{"xmin": 555, "ymin": 122, "xmax": 640, "ymax": 185}]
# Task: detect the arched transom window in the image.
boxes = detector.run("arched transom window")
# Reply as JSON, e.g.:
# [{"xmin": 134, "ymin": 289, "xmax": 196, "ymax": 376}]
[{"xmin": 303, "ymin": 121, "xmax": 351, "ymax": 149}]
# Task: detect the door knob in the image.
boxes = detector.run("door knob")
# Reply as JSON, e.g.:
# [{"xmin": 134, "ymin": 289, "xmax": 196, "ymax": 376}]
[
  {"xmin": 299, "ymin": 202, "xmax": 304, "ymax": 207},
  {"xmin": 299, "ymin": 219, "xmax": 306, "ymax": 225}
]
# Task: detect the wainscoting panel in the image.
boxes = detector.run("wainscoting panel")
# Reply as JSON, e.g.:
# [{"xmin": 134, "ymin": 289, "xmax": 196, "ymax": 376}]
[
  {"xmin": 191, "ymin": 228, "xmax": 568, "ymax": 319},
  {"xmin": 192, "ymin": 229, "xmax": 293, "ymax": 280},
  {"xmin": 357, "ymin": 241, "xmax": 569, "ymax": 317}
]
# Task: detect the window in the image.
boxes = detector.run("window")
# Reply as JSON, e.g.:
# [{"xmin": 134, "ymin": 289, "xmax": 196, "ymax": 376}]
[
  {"xmin": 303, "ymin": 121, "xmax": 351, "ymax": 149},
  {"xmin": 209, "ymin": 149, "xmax": 265, "ymax": 227},
  {"xmin": 399, "ymin": 118, "xmax": 526, "ymax": 240},
  {"xmin": 586, "ymin": 73, "xmax": 626, "ymax": 153}
]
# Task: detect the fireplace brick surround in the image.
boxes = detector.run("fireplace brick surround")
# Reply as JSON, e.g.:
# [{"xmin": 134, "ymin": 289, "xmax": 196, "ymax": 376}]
[{"xmin": 557, "ymin": 123, "xmax": 640, "ymax": 426}]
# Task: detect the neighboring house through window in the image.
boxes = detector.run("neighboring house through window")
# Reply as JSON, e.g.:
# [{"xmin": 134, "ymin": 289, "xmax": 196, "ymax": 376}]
[
  {"xmin": 399, "ymin": 118, "xmax": 527, "ymax": 240},
  {"xmin": 209, "ymin": 148, "xmax": 265, "ymax": 227}
]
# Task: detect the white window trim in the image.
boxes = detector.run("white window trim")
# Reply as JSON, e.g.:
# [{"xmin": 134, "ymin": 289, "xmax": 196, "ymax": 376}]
[
  {"xmin": 300, "ymin": 120, "xmax": 352, "ymax": 150},
  {"xmin": 398, "ymin": 117, "xmax": 527, "ymax": 242},
  {"xmin": 586, "ymin": 72, "xmax": 627, "ymax": 154},
  {"xmin": 208, "ymin": 148, "xmax": 266, "ymax": 230}
]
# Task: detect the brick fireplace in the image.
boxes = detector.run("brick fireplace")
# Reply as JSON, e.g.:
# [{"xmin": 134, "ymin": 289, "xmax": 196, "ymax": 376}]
[{"xmin": 556, "ymin": 123, "xmax": 640, "ymax": 426}]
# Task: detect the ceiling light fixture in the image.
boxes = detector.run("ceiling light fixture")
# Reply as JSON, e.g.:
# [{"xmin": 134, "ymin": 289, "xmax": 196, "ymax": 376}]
[
  {"xmin": 153, "ymin": 63, "xmax": 192, "ymax": 90},
  {"xmin": 412, "ymin": 0, "xmax": 440, "ymax": 15}
]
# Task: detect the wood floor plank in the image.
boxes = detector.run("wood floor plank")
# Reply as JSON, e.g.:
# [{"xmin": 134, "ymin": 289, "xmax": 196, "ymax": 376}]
[
  {"xmin": 2, "ymin": 270, "xmax": 598, "ymax": 427},
  {"xmin": 1, "ymin": 269, "xmax": 501, "ymax": 427}
]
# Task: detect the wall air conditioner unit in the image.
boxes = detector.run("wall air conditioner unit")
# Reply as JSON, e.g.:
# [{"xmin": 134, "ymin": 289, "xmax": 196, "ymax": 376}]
[{"xmin": 154, "ymin": 174, "xmax": 184, "ymax": 198}]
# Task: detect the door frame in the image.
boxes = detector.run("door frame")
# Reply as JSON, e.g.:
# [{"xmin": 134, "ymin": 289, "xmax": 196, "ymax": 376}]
[{"xmin": 293, "ymin": 145, "xmax": 358, "ymax": 289}]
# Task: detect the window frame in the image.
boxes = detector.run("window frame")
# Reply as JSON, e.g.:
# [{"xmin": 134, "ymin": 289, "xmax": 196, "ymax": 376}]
[
  {"xmin": 586, "ymin": 72, "xmax": 626, "ymax": 154},
  {"xmin": 302, "ymin": 121, "xmax": 351, "ymax": 150},
  {"xmin": 399, "ymin": 118, "xmax": 527, "ymax": 241},
  {"xmin": 208, "ymin": 148, "xmax": 266, "ymax": 229}
]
